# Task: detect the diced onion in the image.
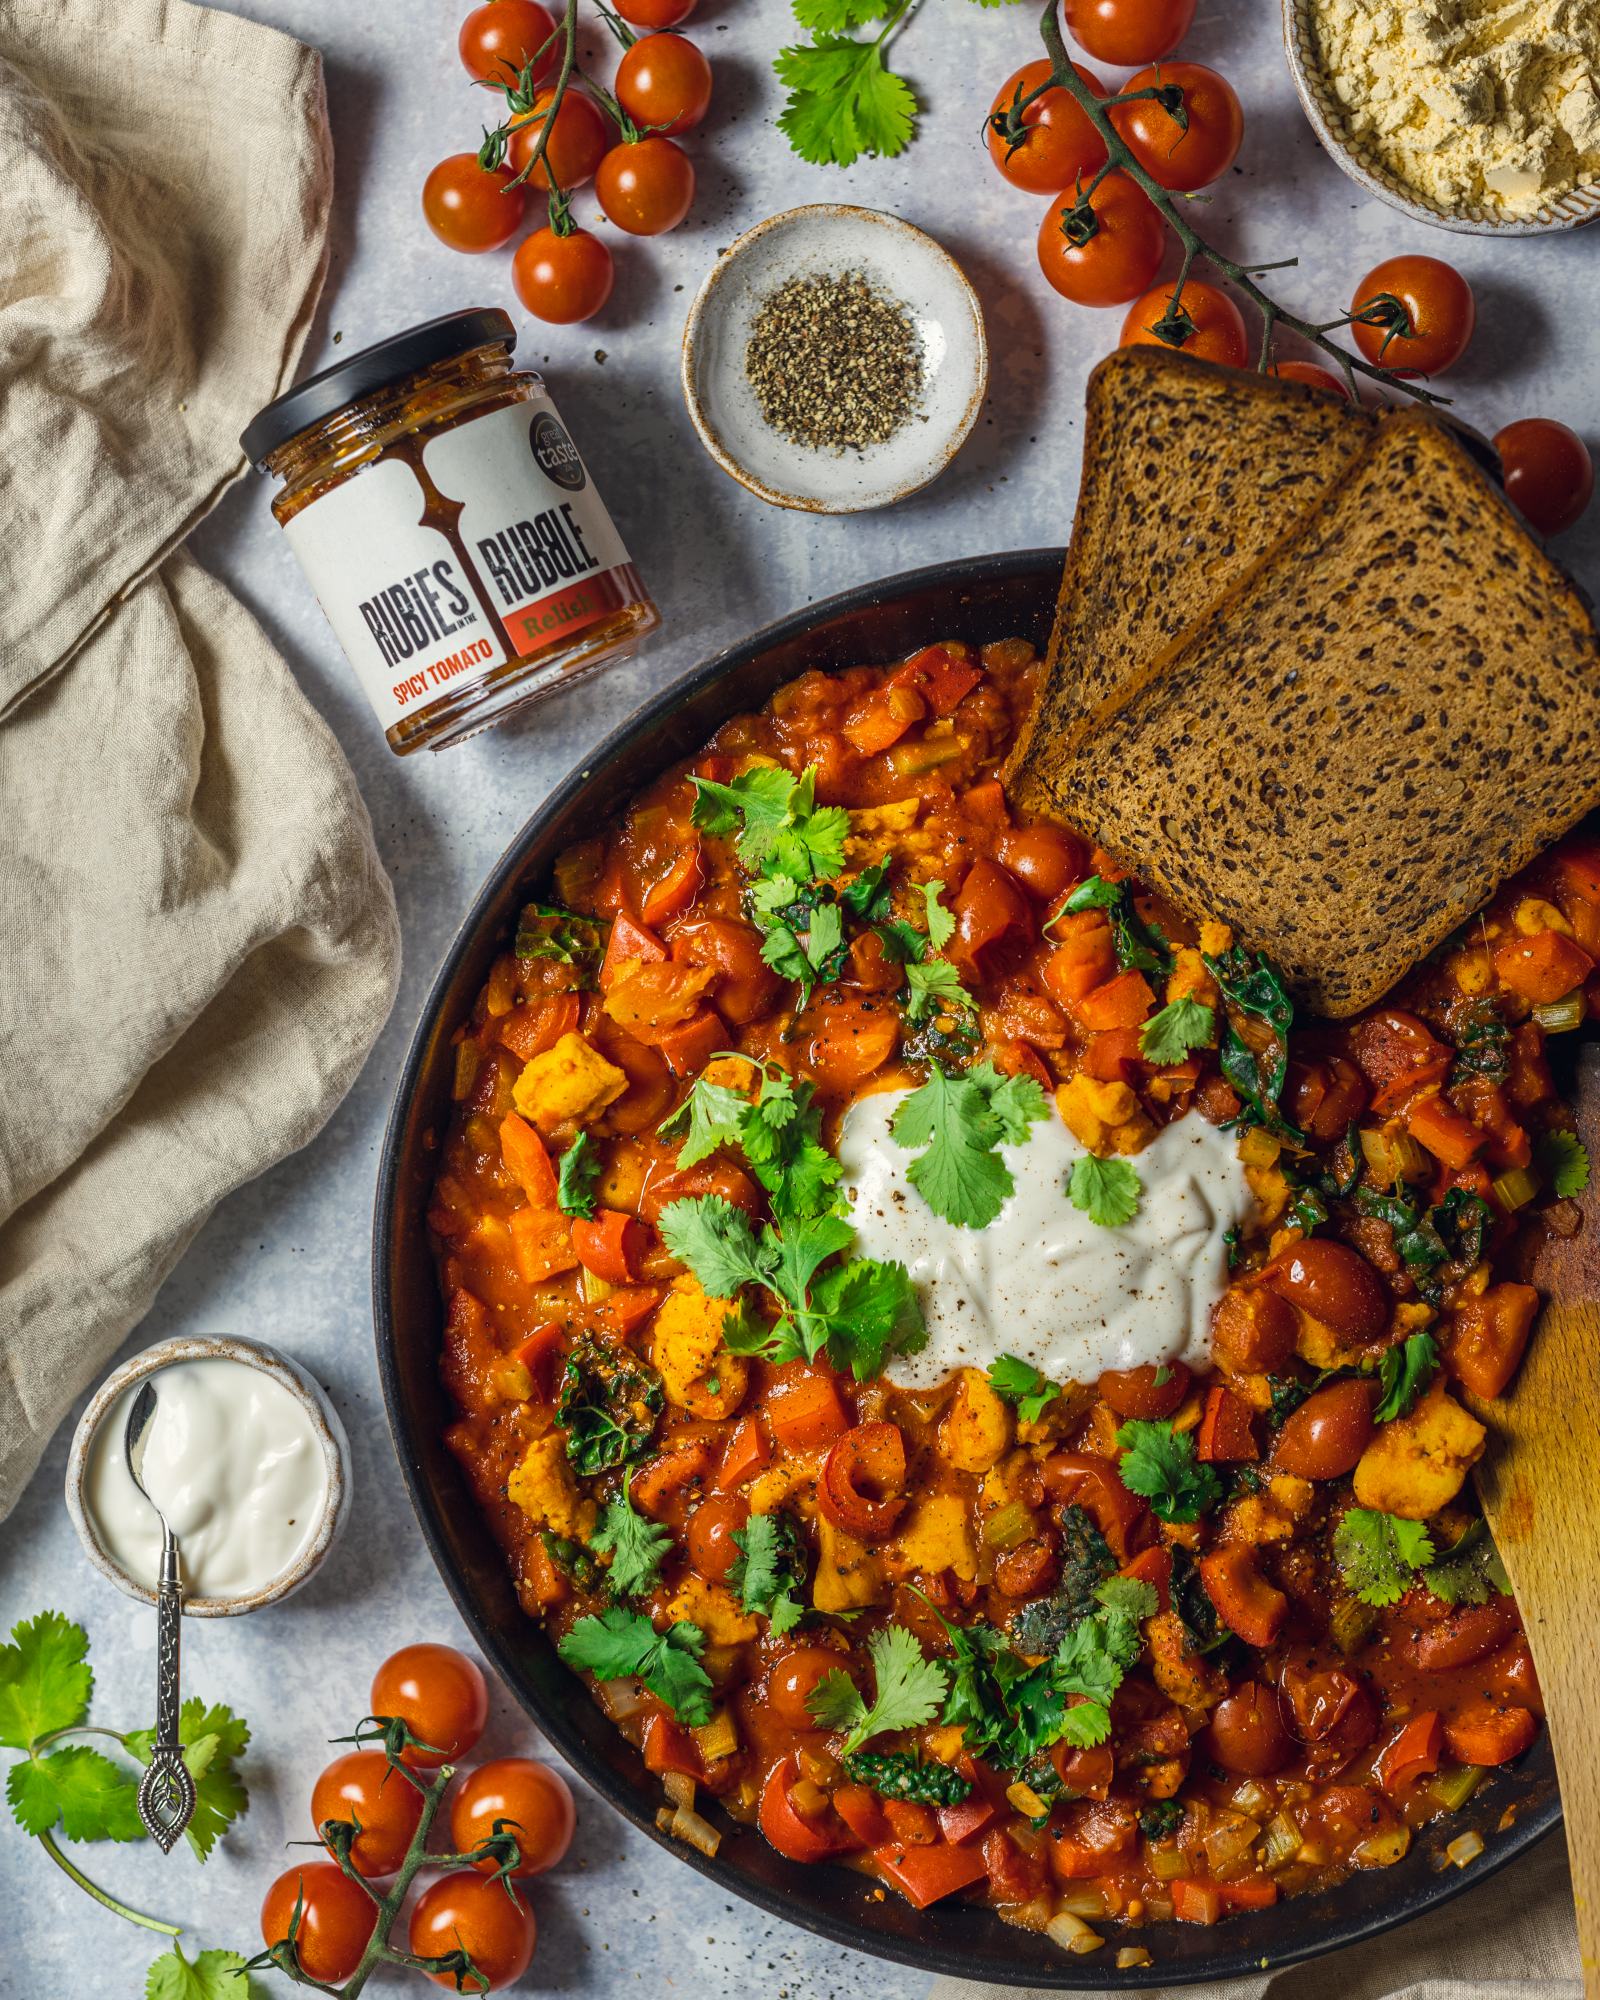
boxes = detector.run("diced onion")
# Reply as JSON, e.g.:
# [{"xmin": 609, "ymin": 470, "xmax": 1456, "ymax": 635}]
[
  {"xmin": 1532, "ymin": 994, "xmax": 1585, "ymax": 1033},
  {"xmin": 1446, "ymin": 1830, "xmax": 1485, "ymax": 1869},
  {"xmin": 1055, "ymin": 1886, "xmax": 1107, "ymax": 1919},
  {"xmin": 1202, "ymin": 1812, "xmax": 1260, "ymax": 1871},
  {"xmin": 581, "ymin": 1267, "xmax": 617, "ymax": 1303},
  {"xmin": 669, "ymin": 1804, "xmax": 723, "ymax": 1858},
  {"xmin": 451, "ymin": 1040, "xmax": 480, "ymax": 1101},
  {"xmin": 1261, "ymin": 1812, "xmax": 1302, "ymax": 1870},
  {"xmin": 1353, "ymin": 1823, "xmax": 1411, "ymax": 1868},
  {"xmin": 693, "ymin": 1709, "xmax": 740, "ymax": 1765},
  {"xmin": 599, "ymin": 1677, "xmax": 648, "ymax": 1721},
  {"xmin": 1116, "ymin": 1948, "xmax": 1152, "ymax": 1970},
  {"xmin": 655, "ymin": 1806, "xmax": 675, "ymax": 1834},
  {"xmin": 1492, "ymin": 1166, "xmax": 1540, "ymax": 1213},
  {"xmin": 662, "ymin": 1772, "xmax": 696, "ymax": 1810},
  {"xmin": 1046, "ymin": 1911, "xmax": 1103, "ymax": 1956},
  {"xmin": 1149, "ymin": 1844, "xmax": 1188, "ymax": 1881},
  {"xmin": 1237, "ymin": 1128, "xmax": 1281, "ymax": 1169},
  {"xmin": 983, "ymin": 1501, "xmax": 1034, "ymax": 1551},
  {"xmin": 791, "ymin": 1777, "xmax": 830, "ymax": 1816},
  {"xmin": 1230, "ymin": 1780, "xmax": 1273, "ymax": 1819},
  {"xmin": 1006, "ymin": 1782, "xmax": 1051, "ymax": 1821},
  {"xmin": 486, "ymin": 954, "xmax": 518, "ymax": 1017}
]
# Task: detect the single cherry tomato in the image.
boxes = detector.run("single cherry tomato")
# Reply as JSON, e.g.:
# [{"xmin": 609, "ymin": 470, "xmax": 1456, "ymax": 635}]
[
  {"xmin": 1120, "ymin": 279, "xmax": 1247, "ymax": 366},
  {"xmin": 1279, "ymin": 1663, "xmax": 1379, "ymax": 1752},
  {"xmin": 450, "ymin": 1757, "xmax": 576, "ymax": 1877},
  {"xmin": 1037, "ymin": 170, "xmax": 1166, "ymax": 309},
  {"xmin": 513, "ymin": 226, "xmax": 614, "ymax": 324},
  {"xmin": 671, "ymin": 916, "xmax": 782, "ymax": 1023},
  {"xmin": 1211, "ymin": 1287, "xmax": 1297, "ymax": 1375},
  {"xmin": 996, "ymin": 823, "xmax": 1088, "ymax": 902},
  {"xmin": 1063, "ymin": 0, "xmax": 1196, "ymax": 65},
  {"xmin": 1264, "ymin": 1239, "xmax": 1389, "ymax": 1340},
  {"xmin": 310, "ymin": 1750, "xmax": 425, "ymax": 1876},
  {"xmin": 371, "ymin": 1644, "xmax": 488, "ymax": 1767},
  {"xmin": 818, "ymin": 1421, "xmax": 908, "ymax": 1542},
  {"xmin": 1350, "ymin": 255, "xmax": 1474, "ymax": 377},
  {"xmin": 459, "ymin": 0, "xmax": 558, "ymax": 84},
  {"xmin": 1273, "ymin": 1380, "xmax": 1377, "ymax": 1480},
  {"xmin": 951, "ymin": 857, "xmax": 1033, "ymax": 975},
  {"xmin": 1269, "ymin": 359, "xmax": 1351, "ymax": 398},
  {"xmin": 615, "ymin": 0, "xmax": 694, "ymax": 23},
  {"xmin": 616, "ymin": 31, "xmax": 712, "ymax": 136},
  {"xmin": 595, "ymin": 135, "xmax": 695, "ymax": 235},
  {"xmin": 1098, "ymin": 1361, "xmax": 1189, "ymax": 1420},
  {"xmin": 987, "ymin": 59, "xmax": 1107, "ymax": 195},
  {"xmin": 686, "ymin": 1490, "xmax": 750, "ymax": 1582},
  {"xmin": 769, "ymin": 1646, "xmax": 851, "ymax": 1729},
  {"xmin": 1493, "ymin": 418, "xmax": 1594, "ymax": 537},
  {"xmin": 1111, "ymin": 62, "xmax": 1243, "ymax": 192},
  {"xmin": 421, "ymin": 154, "xmax": 526, "ymax": 253},
  {"xmin": 410, "ymin": 1871, "xmax": 536, "ymax": 1990},
  {"xmin": 508, "ymin": 89, "xmax": 610, "ymax": 191},
  {"xmin": 1205, "ymin": 1682, "xmax": 1294, "ymax": 1776},
  {"xmin": 261, "ymin": 1863, "xmax": 378, "ymax": 1983}
]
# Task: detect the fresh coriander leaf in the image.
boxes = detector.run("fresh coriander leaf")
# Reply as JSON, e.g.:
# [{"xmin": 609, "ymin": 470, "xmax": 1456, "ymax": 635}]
[
  {"xmin": 987, "ymin": 1354, "xmax": 1058, "ymax": 1427},
  {"xmin": 920, "ymin": 881, "xmax": 954, "ymax": 951},
  {"xmin": 556, "ymin": 1132, "xmax": 601, "ymax": 1220},
  {"xmin": 125, "ymin": 1698, "xmax": 250, "ymax": 1863},
  {"xmin": 839, "ymin": 859, "xmax": 892, "ymax": 922},
  {"xmin": 892, "ymin": 1062, "xmax": 1048, "ymax": 1229},
  {"xmin": 659, "ymin": 1076, "xmax": 749, "ymax": 1167},
  {"xmin": 1051, "ymin": 1575, "xmax": 1154, "ymax": 1747},
  {"xmin": 768, "ymin": 1213, "xmax": 856, "ymax": 1318},
  {"xmin": 842, "ymin": 1750, "xmax": 970, "ymax": 1804},
  {"xmin": 1115, "ymin": 1419, "xmax": 1222, "ymax": 1524},
  {"xmin": 1068, "ymin": 1155, "xmax": 1141, "ymax": 1228},
  {"xmin": 791, "ymin": 0, "xmax": 892, "ymax": 34},
  {"xmin": 1139, "ymin": 996, "xmax": 1214, "ymax": 1065},
  {"xmin": 692, "ymin": 766, "xmax": 849, "ymax": 880},
  {"xmin": 558, "ymin": 1608, "xmax": 714, "ymax": 1726},
  {"xmin": 557, "ymin": 1338, "xmax": 664, "ymax": 1477},
  {"xmin": 807, "ymin": 1256, "xmax": 925, "ymax": 1379},
  {"xmin": 0, "ymin": 1611, "xmax": 92, "ymax": 1750},
  {"xmin": 904, "ymin": 957, "xmax": 974, "ymax": 1025},
  {"xmin": 1332, "ymin": 1508, "xmax": 1435, "ymax": 1607},
  {"xmin": 1539, "ymin": 1129, "xmax": 1590, "ymax": 1199},
  {"xmin": 1420, "ymin": 1520, "xmax": 1512, "ymax": 1607},
  {"xmin": 729, "ymin": 1511, "xmax": 807, "ymax": 1635},
  {"xmin": 1064, "ymin": 877, "xmax": 1120, "ymax": 912},
  {"xmin": 658, "ymin": 1195, "xmax": 772, "ymax": 1301},
  {"xmin": 1374, "ymin": 1332, "xmax": 1439, "ymax": 1424},
  {"xmin": 807, "ymin": 1625, "xmax": 948, "ymax": 1756},
  {"xmin": 146, "ymin": 1943, "xmax": 254, "ymax": 2000},
  {"xmin": 775, "ymin": 34, "xmax": 917, "ymax": 168},
  {"xmin": 7, "ymin": 1745, "xmax": 144, "ymax": 1842},
  {"xmin": 592, "ymin": 1472, "xmax": 671, "ymax": 1602}
]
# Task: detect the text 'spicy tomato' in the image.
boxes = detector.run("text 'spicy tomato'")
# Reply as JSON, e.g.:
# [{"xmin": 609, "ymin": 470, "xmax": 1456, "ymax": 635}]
[
  {"xmin": 371, "ymin": 1644, "xmax": 489, "ymax": 1766},
  {"xmin": 1120, "ymin": 279, "xmax": 1247, "ymax": 367},
  {"xmin": 513, "ymin": 227, "xmax": 615, "ymax": 324},
  {"xmin": 421, "ymin": 155, "xmax": 526, "ymax": 253},
  {"xmin": 450, "ymin": 1757, "xmax": 576, "ymax": 1876},
  {"xmin": 260, "ymin": 1863, "xmax": 379, "ymax": 1983},
  {"xmin": 409, "ymin": 1871, "xmax": 537, "ymax": 1990},
  {"xmin": 987, "ymin": 60, "xmax": 1107, "ymax": 194},
  {"xmin": 311, "ymin": 1750, "xmax": 425, "ymax": 1876},
  {"xmin": 1062, "ymin": 0, "xmax": 1196, "ymax": 65},
  {"xmin": 1349, "ymin": 255, "xmax": 1474, "ymax": 377},
  {"xmin": 616, "ymin": 31, "xmax": 712, "ymax": 136},
  {"xmin": 1110, "ymin": 62, "xmax": 1243, "ymax": 191},
  {"xmin": 459, "ymin": 0, "xmax": 558, "ymax": 84},
  {"xmin": 595, "ymin": 136, "xmax": 696, "ymax": 236},
  {"xmin": 1037, "ymin": 171, "xmax": 1166, "ymax": 308},
  {"xmin": 1493, "ymin": 418, "xmax": 1594, "ymax": 537}
]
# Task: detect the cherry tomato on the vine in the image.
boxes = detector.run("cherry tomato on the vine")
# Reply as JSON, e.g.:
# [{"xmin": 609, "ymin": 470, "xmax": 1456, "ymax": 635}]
[
  {"xmin": 409, "ymin": 1871, "xmax": 537, "ymax": 1991},
  {"xmin": 615, "ymin": 0, "xmax": 695, "ymax": 23},
  {"xmin": 370, "ymin": 1643, "xmax": 488, "ymax": 1767},
  {"xmin": 1120, "ymin": 279, "xmax": 1247, "ymax": 366},
  {"xmin": 1037, "ymin": 170, "xmax": 1165, "ymax": 307},
  {"xmin": 1269, "ymin": 358, "xmax": 1351, "ymax": 398},
  {"xmin": 986, "ymin": 59, "xmax": 1106, "ymax": 195},
  {"xmin": 450, "ymin": 1757, "xmax": 577, "ymax": 1876},
  {"xmin": 260, "ymin": 1864, "xmax": 378, "ymax": 1984},
  {"xmin": 1349, "ymin": 255, "xmax": 1474, "ymax": 377},
  {"xmin": 310, "ymin": 1750, "xmax": 425, "ymax": 1876},
  {"xmin": 459, "ymin": 0, "xmax": 558, "ymax": 86},
  {"xmin": 508, "ymin": 89, "xmax": 611, "ymax": 191},
  {"xmin": 421, "ymin": 154, "xmax": 526, "ymax": 253},
  {"xmin": 596, "ymin": 135, "xmax": 695, "ymax": 235},
  {"xmin": 1063, "ymin": 0, "xmax": 1196, "ymax": 65},
  {"xmin": 616, "ymin": 31, "xmax": 712, "ymax": 136},
  {"xmin": 1110, "ymin": 61, "xmax": 1243, "ymax": 192},
  {"xmin": 1494, "ymin": 418, "xmax": 1594, "ymax": 536},
  {"xmin": 514, "ymin": 226, "xmax": 615, "ymax": 322}
]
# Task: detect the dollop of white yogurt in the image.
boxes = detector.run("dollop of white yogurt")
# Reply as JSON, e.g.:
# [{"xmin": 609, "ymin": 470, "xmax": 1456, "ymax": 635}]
[
  {"xmin": 837, "ymin": 1090, "xmax": 1256, "ymax": 1390},
  {"xmin": 84, "ymin": 1358, "xmax": 328, "ymax": 1600}
]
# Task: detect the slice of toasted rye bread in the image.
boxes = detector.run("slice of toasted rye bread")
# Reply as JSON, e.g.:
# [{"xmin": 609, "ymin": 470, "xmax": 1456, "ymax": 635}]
[
  {"xmin": 1004, "ymin": 348, "xmax": 1377, "ymax": 808},
  {"xmin": 1037, "ymin": 410, "xmax": 1600, "ymax": 1018}
]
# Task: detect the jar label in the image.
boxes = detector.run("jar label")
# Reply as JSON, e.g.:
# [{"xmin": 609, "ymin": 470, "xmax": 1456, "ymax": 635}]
[
  {"xmin": 422, "ymin": 396, "xmax": 631, "ymax": 659},
  {"xmin": 281, "ymin": 457, "xmax": 508, "ymax": 729}
]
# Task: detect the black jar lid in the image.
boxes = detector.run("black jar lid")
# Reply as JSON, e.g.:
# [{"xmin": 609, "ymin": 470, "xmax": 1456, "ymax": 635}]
[{"xmin": 240, "ymin": 308, "xmax": 517, "ymax": 469}]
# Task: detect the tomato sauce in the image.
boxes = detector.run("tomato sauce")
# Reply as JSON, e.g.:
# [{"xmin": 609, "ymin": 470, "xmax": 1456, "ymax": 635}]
[{"xmin": 426, "ymin": 637, "xmax": 1592, "ymax": 1947}]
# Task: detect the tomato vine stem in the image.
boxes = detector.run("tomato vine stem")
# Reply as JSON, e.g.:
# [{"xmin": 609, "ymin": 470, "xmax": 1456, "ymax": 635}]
[{"xmin": 1033, "ymin": 1, "xmax": 1448, "ymax": 406}]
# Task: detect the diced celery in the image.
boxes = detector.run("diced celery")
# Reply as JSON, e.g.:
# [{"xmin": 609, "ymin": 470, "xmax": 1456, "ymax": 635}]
[
  {"xmin": 1533, "ymin": 994, "xmax": 1584, "ymax": 1033},
  {"xmin": 983, "ymin": 1500, "xmax": 1033, "ymax": 1551},
  {"xmin": 1429, "ymin": 1763, "xmax": 1486, "ymax": 1813},
  {"xmin": 1492, "ymin": 1165, "xmax": 1540, "ymax": 1213}
]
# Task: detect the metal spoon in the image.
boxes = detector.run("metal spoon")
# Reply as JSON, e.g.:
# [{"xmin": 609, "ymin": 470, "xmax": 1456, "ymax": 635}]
[{"xmin": 124, "ymin": 1380, "xmax": 196, "ymax": 1852}]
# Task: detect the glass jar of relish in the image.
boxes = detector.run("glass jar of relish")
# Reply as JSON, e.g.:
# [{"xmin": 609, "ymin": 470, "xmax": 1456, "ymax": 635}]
[{"xmin": 242, "ymin": 308, "xmax": 659, "ymax": 756}]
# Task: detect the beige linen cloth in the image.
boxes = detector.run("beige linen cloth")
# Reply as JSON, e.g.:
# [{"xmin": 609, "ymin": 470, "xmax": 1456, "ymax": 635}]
[{"xmin": 0, "ymin": 0, "xmax": 400, "ymax": 1516}]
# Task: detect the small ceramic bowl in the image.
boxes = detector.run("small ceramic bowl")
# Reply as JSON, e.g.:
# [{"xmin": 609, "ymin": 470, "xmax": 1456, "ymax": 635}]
[
  {"xmin": 65, "ymin": 1334, "xmax": 351, "ymax": 1617},
  {"xmin": 1282, "ymin": 0, "xmax": 1600, "ymax": 236},
  {"xmin": 681, "ymin": 204, "xmax": 988, "ymax": 514}
]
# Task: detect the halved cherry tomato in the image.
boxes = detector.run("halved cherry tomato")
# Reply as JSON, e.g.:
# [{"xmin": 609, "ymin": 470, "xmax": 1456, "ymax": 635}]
[
  {"xmin": 1198, "ymin": 1546, "xmax": 1287, "ymax": 1648},
  {"xmin": 1211, "ymin": 1287, "xmax": 1296, "ymax": 1375},
  {"xmin": 640, "ymin": 843, "xmax": 704, "ymax": 926},
  {"xmin": 640, "ymin": 1157, "xmax": 760, "ymax": 1224},
  {"xmin": 1350, "ymin": 255, "xmax": 1474, "ymax": 377},
  {"xmin": 1098, "ymin": 1362, "xmax": 1188, "ymax": 1420},
  {"xmin": 1120, "ymin": 279, "xmax": 1247, "ymax": 366},
  {"xmin": 1042, "ymin": 1450, "xmax": 1148, "ymax": 1558},
  {"xmin": 1349, "ymin": 1008, "xmax": 1452, "ymax": 1111},
  {"xmin": 1037, "ymin": 170, "xmax": 1165, "ymax": 309},
  {"xmin": 1196, "ymin": 1385, "xmax": 1258, "ymax": 1463},
  {"xmin": 818, "ymin": 1422, "xmax": 908, "ymax": 1542},
  {"xmin": 1279, "ymin": 1663, "xmax": 1378, "ymax": 1752},
  {"xmin": 1376, "ymin": 1711, "xmax": 1442, "ymax": 1796},
  {"xmin": 987, "ymin": 59, "xmax": 1107, "ymax": 193},
  {"xmin": 1263, "ymin": 1238, "xmax": 1389, "ymax": 1340},
  {"xmin": 1110, "ymin": 62, "xmax": 1243, "ymax": 191},
  {"xmin": 760, "ymin": 1756, "xmax": 844, "ymax": 1862},
  {"xmin": 951, "ymin": 858, "xmax": 1032, "ymax": 976},
  {"xmin": 570, "ymin": 1208, "xmax": 648, "ymax": 1283}
]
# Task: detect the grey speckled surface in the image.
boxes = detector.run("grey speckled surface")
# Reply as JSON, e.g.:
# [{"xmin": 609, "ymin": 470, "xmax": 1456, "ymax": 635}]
[{"xmin": 3, "ymin": 0, "xmax": 1598, "ymax": 1993}]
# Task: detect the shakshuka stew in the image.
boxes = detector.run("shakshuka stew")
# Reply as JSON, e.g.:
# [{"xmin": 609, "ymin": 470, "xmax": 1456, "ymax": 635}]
[{"xmin": 427, "ymin": 638, "xmax": 1594, "ymax": 1954}]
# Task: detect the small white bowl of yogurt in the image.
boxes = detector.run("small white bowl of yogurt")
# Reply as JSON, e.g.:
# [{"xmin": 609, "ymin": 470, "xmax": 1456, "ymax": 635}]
[{"xmin": 65, "ymin": 1335, "xmax": 351, "ymax": 1617}]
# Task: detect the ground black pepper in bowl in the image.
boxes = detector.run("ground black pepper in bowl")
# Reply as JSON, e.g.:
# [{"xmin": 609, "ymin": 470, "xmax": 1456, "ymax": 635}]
[{"xmin": 744, "ymin": 269, "xmax": 924, "ymax": 453}]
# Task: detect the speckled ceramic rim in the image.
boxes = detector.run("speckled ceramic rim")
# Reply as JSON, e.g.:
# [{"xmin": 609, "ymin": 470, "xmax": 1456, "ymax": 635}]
[
  {"xmin": 680, "ymin": 204, "xmax": 989, "ymax": 513},
  {"xmin": 64, "ymin": 1334, "xmax": 352, "ymax": 1618},
  {"xmin": 1282, "ymin": 0, "xmax": 1600, "ymax": 236}
]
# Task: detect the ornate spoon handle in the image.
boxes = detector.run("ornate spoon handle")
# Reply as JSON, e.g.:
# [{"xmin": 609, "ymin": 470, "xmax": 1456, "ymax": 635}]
[{"xmin": 136, "ymin": 1527, "xmax": 196, "ymax": 1853}]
